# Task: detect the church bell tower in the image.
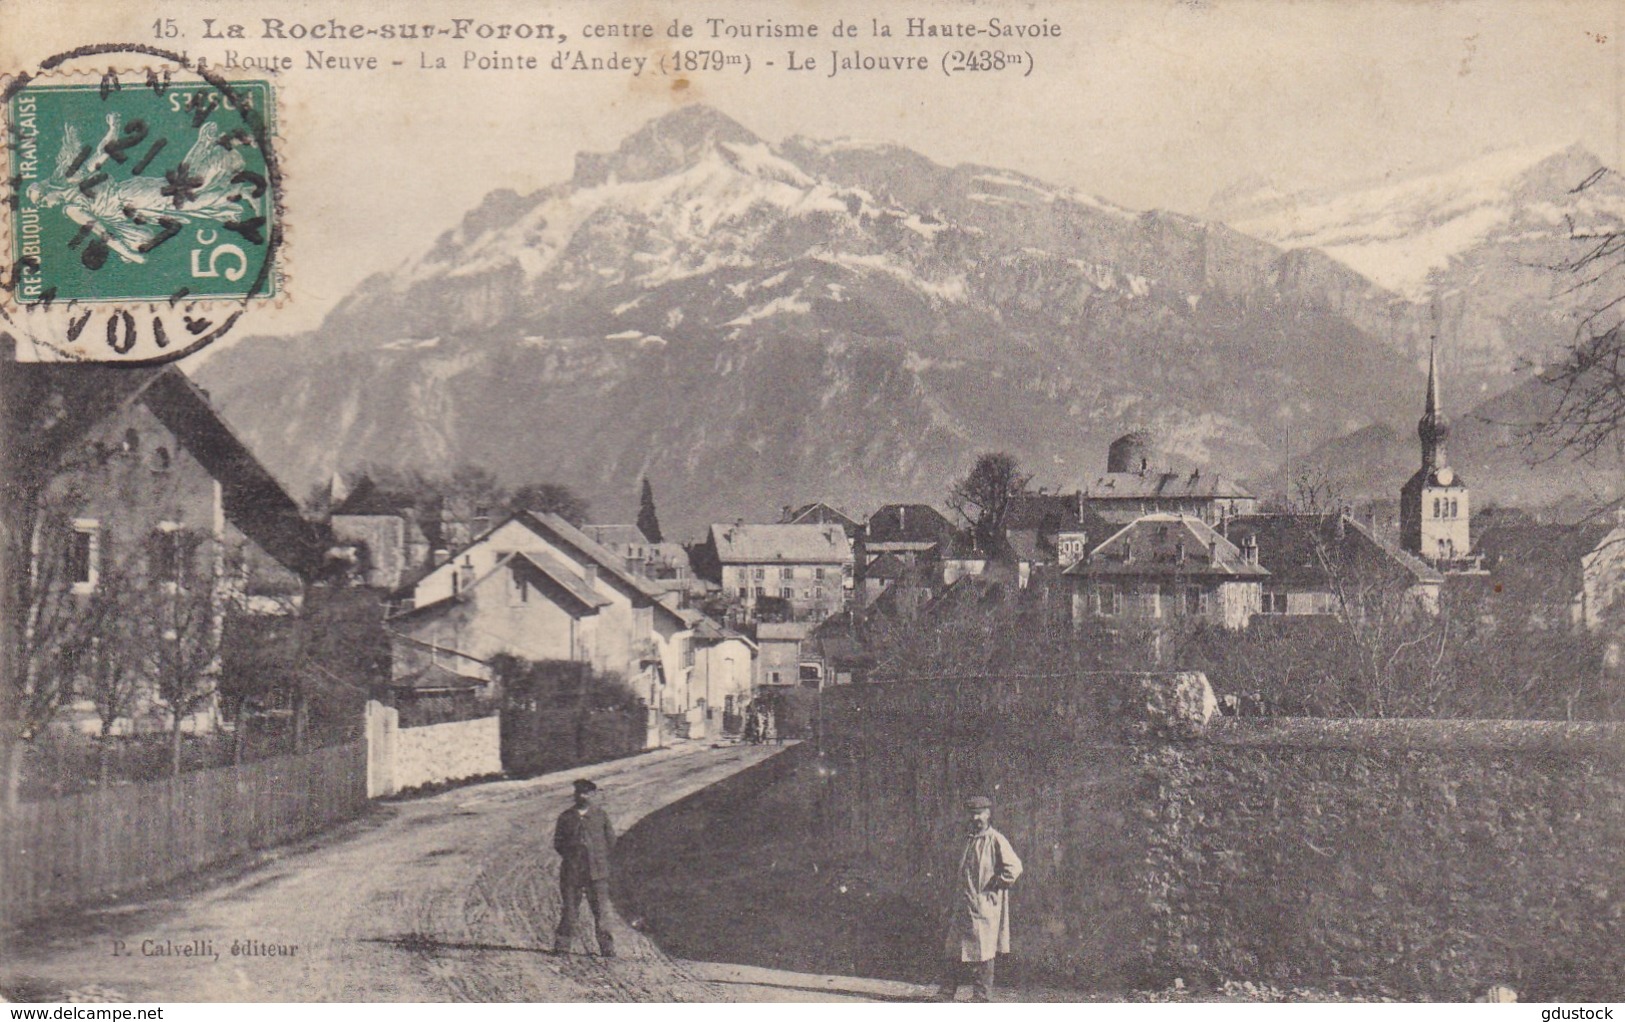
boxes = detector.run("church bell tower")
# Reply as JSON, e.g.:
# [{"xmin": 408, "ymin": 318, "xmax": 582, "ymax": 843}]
[{"xmin": 1400, "ymin": 341, "xmax": 1470, "ymax": 565}]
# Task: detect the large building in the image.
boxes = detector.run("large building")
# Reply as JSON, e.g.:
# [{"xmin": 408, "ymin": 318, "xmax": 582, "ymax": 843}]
[
  {"xmin": 697, "ymin": 522, "xmax": 854, "ymax": 624},
  {"xmin": 1064, "ymin": 513, "xmax": 1268, "ymax": 631},
  {"xmin": 1080, "ymin": 432, "xmax": 1258, "ymax": 527},
  {"xmin": 1399, "ymin": 345, "xmax": 1474, "ymax": 569}
]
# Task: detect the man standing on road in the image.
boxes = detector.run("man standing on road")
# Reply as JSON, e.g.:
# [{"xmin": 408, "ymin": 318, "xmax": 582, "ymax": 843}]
[
  {"xmin": 934, "ymin": 795, "xmax": 1022, "ymax": 1002},
  {"xmin": 553, "ymin": 778, "xmax": 617, "ymax": 957}
]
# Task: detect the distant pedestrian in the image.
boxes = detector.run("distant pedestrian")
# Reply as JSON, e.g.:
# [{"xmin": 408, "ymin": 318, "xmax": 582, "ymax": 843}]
[
  {"xmin": 553, "ymin": 778, "xmax": 616, "ymax": 957},
  {"xmin": 743, "ymin": 706, "xmax": 760, "ymax": 744},
  {"xmin": 933, "ymin": 795, "xmax": 1022, "ymax": 1002}
]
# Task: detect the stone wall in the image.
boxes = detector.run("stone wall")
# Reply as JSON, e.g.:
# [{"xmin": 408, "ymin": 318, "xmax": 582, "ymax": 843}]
[
  {"xmin": 366, "ymin": 700, "xmax": 502, "ymax": 796},
  {"xmin": 817, "ymin": 679, "xmax": 1625, "ymax": 999}
]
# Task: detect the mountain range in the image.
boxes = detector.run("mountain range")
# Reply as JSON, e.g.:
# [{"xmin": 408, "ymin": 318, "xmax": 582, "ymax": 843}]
[{"xmin": 196, "ymin": 106, "xmax": 1625, "ymax": 536}]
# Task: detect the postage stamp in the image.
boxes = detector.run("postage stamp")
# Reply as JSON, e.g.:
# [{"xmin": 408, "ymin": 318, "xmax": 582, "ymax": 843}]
[
  {"xmin": 9, "ymin": 79, "xmax": 275, "ymax": 304},
  {"xmin": 1, "ymin": 49, "xmax": 282, "ymax": 363}
]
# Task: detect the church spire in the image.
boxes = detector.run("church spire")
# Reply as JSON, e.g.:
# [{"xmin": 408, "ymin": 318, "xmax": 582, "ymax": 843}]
[{"xmin": 1418, "ymin": 337, "xmax": 1450, "ymax": 471}]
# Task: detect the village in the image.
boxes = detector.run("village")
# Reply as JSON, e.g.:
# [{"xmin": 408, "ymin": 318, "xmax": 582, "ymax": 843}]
[
  {"xmin": 2, "ymin": 333, "xmax": 1623, "ymax": 1000},
  {"xmin": 10, "ymin": 341, "xmax": 1624, "ymax": 801}
]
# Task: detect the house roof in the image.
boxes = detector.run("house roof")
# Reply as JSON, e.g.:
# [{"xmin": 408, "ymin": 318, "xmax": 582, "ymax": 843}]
[
  {"xmin": 581, "ymin": 523, "xmax": 651, "ymax": 548},
  {"xmin": 7, "ymin": 364, "xmax": 323, "ymax": 577},
  {"xmin": 509, "ymin": 551, "xmax": 614, "ymax": 612},
  {"xmin": 1080, "ymin": 470, "xmax": 1253, "ymax": 503},
  {"xmin": 1003, "ymin": 492, "xmax": 1080, "ymax": 531},
  {"xmin": 864, "ymin": 552, "xmax": 912, "ymax": 580},
  {"xmin": 865, "ymin": 503, "xmax": 956, "ymax": 545},
  {"xmin": 692, "ymin": 615, "xmax": 758, "ymax": 648},
  {"xmin": 390, "ymin": 661, "xmax": 486, "ymax": 693},
  {"xmin": 787, "ymin": 502, "xmax": 861, "ymax": 530},
  {"xmin": 709, "ymin": 522, "xmax": 853, "ymax": 564},
  {"xmin": 331, "ymin": 476, "xmax": 413, "ymax": 516},
  {"xmin": 1065, "ymin": 513, "xmax": 1269, "ymax": 580},
  {"xmin": 1226, "ymin": 513, "xmax": 1443, "ymax": 590},
  {"xmin": 1474, "ymin": 519, "xmax": 1613, "ymax": 600}
]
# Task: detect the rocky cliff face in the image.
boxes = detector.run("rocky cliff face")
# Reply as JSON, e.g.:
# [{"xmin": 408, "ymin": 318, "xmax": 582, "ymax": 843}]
[
  {"xmin": 202, "ymin": 105, "xmax": 1472, "ymax": 534},
  {"xmin": 1216, "ymin": 144, "xmax": 1625, "ymax": 405}
]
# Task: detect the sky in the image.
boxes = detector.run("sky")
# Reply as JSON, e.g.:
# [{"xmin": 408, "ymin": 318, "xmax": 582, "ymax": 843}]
[{"xmin": 5, "ymin": 0, "xmax": 1622, "ymax": 341}]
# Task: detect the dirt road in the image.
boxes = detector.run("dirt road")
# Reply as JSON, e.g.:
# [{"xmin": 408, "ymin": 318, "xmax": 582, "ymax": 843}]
[{"xmin": 2, "ymin": 743, "xmax": 884, "ymax": 1002}]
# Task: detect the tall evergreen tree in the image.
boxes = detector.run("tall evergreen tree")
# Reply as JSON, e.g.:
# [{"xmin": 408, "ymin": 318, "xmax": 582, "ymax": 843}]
[{"xmin": 636, "ymin": 477, "xmax": 664, "ymax": 543}]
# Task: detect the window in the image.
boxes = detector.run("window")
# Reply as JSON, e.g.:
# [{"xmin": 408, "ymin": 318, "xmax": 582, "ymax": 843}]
[
  {"xmin": 1157, "ymin": 582, "xmax": 1175, "ymax": 618},
  {"xmin": 149, "ymin": 524, "xmax": 183, "ymax": 585},
  {"xmin": 66, "ymin": 520, "xmax": 99, "ymax": 592},
  {"xmin": 1450, "ymin": 499, "xmax": 1459, "ymax": 518},
  {"xmin": 122, "ymin": 428, "xmax": 140, "ymax": 454},
  {"xmin": 1184, "ymin": 586, "xmax": 1209, "ymax": 615},
  {"xmin": 781, "ymin": 566, "xmax": 794, "ymax": 580},
  {"xmin": 1097, "ymin": 583, "xmax": 1120, "ymax": 616},
  {"xmin": 1262, "ymin": 591, "xmax": 1287, "ymax": 615},
  {"xmin": 149, "ymin": 446, "xmax": 172, "ymax": 472},
  {"xmin": 1433, "ymin": 498, "xmax": 1441, "ymax": 518},
  {"xmin": 681, "ymin": 638, "xmax": 695, "ymax": 669},
  {"xmin": 769, "ymin": 670, "xmax": 783, "ymax": 684},
  {"xmin": 753, "ymin": 567, "xmax": 765, "ymax": 581},
  {"xmin": 815, "ymin": 567, "xmax": 826, "ymax": 580},
  {"xmin": 737, "ymin": 586, "xmax": 749, "ymax": 599},
  {"xmin": 753, "ymin": 586, "xmax": 765, "ymax": 599}
]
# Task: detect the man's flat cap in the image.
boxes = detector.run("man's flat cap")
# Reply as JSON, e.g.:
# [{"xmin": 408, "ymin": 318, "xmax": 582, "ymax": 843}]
[
  {"xmin": 573, "ymin": 778, "xmax": 598, "ymax": 793},
  {"xmin": 964, "ymin": 795, "xmax": 993, "ymax": 810}
]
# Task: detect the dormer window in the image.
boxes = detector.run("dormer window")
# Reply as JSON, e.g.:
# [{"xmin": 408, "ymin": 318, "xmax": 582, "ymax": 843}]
[
  {"xmin": 122, "ymin": 428, "xmax": 140, "ymax": 454},
  {"xmin": 150, "ymin": 446, "xmax": 171, "ymax": 472}
]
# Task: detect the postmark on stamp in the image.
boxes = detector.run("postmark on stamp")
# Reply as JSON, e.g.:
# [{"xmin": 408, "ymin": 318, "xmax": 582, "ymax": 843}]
[{"xmin": 2, "ymin": 46, "xmax": 283, "ymax": 363}]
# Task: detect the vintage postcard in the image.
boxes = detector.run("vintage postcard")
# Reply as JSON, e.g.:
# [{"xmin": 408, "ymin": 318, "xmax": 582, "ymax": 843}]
[{"xmin": 2, "ymin": 0, "xmax": 1623, "ymax": 1008}]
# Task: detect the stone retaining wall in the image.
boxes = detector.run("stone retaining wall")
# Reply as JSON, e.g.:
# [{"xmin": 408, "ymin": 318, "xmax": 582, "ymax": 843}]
[{"xmin": 817, "ymin": 678, "xmax": 1625, "ymax": 999}]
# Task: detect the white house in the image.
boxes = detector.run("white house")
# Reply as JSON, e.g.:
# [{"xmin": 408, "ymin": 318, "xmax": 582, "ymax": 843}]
[{"xmin": 389, "ymin": 511, "xmax": 696, "ymax": 722}]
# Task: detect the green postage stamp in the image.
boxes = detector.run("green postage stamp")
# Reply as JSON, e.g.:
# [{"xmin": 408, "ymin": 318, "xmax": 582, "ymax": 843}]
[{"xmin": 9, "ymin": 78, "xmax": 276, "ymax": 305}]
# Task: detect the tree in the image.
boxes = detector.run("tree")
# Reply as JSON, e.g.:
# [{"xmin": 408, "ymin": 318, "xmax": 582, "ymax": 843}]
[
  {"xmin": 1, "ymin": 362, "xmax": 158, "ymax": 805},
  {"xmin": 636, "ymin": 478, "xmax": 663, "ymax": 543},
  {"xmin": 79, "ymin": 570, "xmax": 144, "ymax": 784},
  {"xmin": 947, "ymin": 452, "xmax": 1031, "ymax": 550},
  {"xmin": 131, "ymin": 528, "xmax": 225, "ymax": 777},
  {"xmin": 511, "ymin": 482, "xmax": 590, "ymax": 526},
  {"xmin": 1525, "ymin": 178, "xmax": 1625, "ymax": 460}
]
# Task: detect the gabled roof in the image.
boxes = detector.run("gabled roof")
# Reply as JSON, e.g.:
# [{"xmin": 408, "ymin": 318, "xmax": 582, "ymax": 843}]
[
  {"xmin": 709, "ymin": 522, "xmax": 853, "ymax": 564},
  {"xmin": 7, "ymin": 363, "xmax": 323, "ymax": 577},
  {"xmin": 581, "ymin": 524, "xmax": 651, "ymax": 548},
  {"xmin": 692, "ymin": 615, "xmax": 758, "ymax": 649},
  {"xmin": 1065, "ymin": 513, "xmax": 1268, "ymax": 580},
  {"xmin": 390, "ymin": 661, "xmax": 486, "ymax": 693},
  {"xmin": 1081, "ymin": 470, "xmax": 1253, "ymax": 502},
  {"xmin": 1226, "ymin": 513, "xmax": 1442, "ymax": 589},
  {"xmin": 510, "ymin": 550, "xmax": 614, "ymax": 612},
  {"xmin": 864, "ymin": 552, "xmax": 912, "ymax": 580},
  {"xmin": 390, "ymin": 549, "xmax": 610, "ymax": 622},
  {"xmin": 787, "ymin": 502, "xmax": 861, "ymax": 530},
  {"xmin": 865, "ymin": 503, "xmax": 956, "ymax": 545},
  {"xmin": 519, "ymin": 510, "xmax": 683, "ymax": 616}
]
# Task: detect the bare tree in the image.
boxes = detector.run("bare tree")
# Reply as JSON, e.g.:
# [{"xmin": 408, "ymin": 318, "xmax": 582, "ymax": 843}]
[
  {"xmin": 130, "ymin": 528, "xmax": 225, "ymax": 777},
  {"xmin": 947, "ymin": 452, "xmax": 1031, "ymax": 551}
]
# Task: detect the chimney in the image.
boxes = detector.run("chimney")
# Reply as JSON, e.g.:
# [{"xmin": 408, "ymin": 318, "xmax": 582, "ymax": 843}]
[
  {"xmin": 584, "ymin": 564, "xmax": 599, "ymax": 583},
  {"xmin": 781, "ymin": 505, "xmax": 793, "ymax": 523},
  {"xmin": 432, "ymin": 548, "xmax": 450, "ymax": 567},
  {"xmin": 1140, "ymin": 456, "xmax": 1149, "ymax": 475},
  {"xmin": 898, "ymin": 506, "xmax": 907, "ymax": 531},
  {"xmin": 1208, "ymin": 539, "xmax": 1218, "ymax": 562}
]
